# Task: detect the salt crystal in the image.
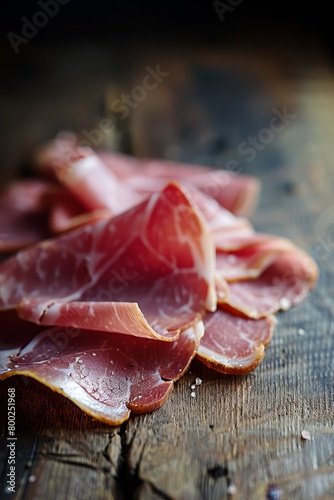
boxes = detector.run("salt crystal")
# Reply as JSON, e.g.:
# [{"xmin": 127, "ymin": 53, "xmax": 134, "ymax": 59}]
[
  {"xmin": 92, "ymin": 353, "xmax": 96, "ymax": 356},
  {"xmin": 301, "ymin": 430, "xmax": 311, "ymax": 440},
  {"xmin": 280, "ymin": 298, "xmax": 291, "ymax": 311},
  {"xmin": 191, "ymin": 384, "xmax": 196, "ymax": 390},
  {"xmin": 195, "ymin": 377, "xmax": 202, "ymax": 386},
  {"xmin": 298, "ymin": 328, "xmax": 305, "ymax": 336},
  {"xmin": 227, "ymin": 484, "xmax": 237, "ymax": 495},
  {"xmin": 190, "ymin": 391, "xmax": 196, "ymax": 398},
  {"xmin": 14, "ymin": 365, "xmax": 19, "ymax": 368},
  {"xmin": 28, "ymin": 475, "xmax": 37, "ymax": 483}
]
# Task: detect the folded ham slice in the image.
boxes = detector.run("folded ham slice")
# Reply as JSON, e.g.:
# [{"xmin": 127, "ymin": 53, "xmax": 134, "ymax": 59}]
[
  {"xmin": 53, "ymin": 149, "xmax": 142, "ymax": 215},
  {"xmin": 47, "ymin": 188, "xmax": 110, "ymax": 234},
  {"xmin": 32, "ymin": 133, "xmax": 262, "ymax": 217},
  {"xmin": 0, "ymin": 183, "xmax": 216, "ymax": 341},
  {"xmin": 222, "ymin": 249, "xmax": 318, "ymax": 319},
  {"xmin": 99, "ymin": 151, "xmax": 261, "ymax": 216},
  {"xmin": 0, "ymin": 321, "xmax": 204, "ymax": 424},
  {"xmin": 0, "ymin": 132, "xmax": 319, "ymax": 426},
  {"xmin": 197, "ymin": 309, "xmax": 276, "ymax": 374},
  {"xmin": 0, "ymin": 180, "xmax": 53, "ymax": 253}
]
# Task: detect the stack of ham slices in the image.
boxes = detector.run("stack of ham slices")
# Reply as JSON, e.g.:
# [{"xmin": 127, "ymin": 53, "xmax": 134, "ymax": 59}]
[{"xmin": 0, "ymin": 133, "xmax": 318, "ymax": 425}]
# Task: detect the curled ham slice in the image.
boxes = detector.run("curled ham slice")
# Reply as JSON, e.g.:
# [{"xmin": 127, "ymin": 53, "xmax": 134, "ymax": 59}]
[
  {"xmin": 53, "ymin": 150, "xmax": 142, "ymax": 215},
  {"xmin": 0, "ymin": 132, "xmax": 320, "ymax": 425},
  {"xmin": 197, "ymin": 309, "xmax": 276, "ymax": 374},
  {"xmin": 47, "ymin": 189, "xmax": 110, "ymax": 234},
  {"xmin": 215, "ymin": 234, "xmax": 296, "ymax": 281},
  {"xmin": 0, "ymin": 180, "xmax": 53, "ymax": 253},
  {"xmin": 0, "ymin": 321, "xmax": 204, "ymax": 425},
  {"xmin": 222, "ymin": 249, "xmax": 318, "ymax": 319},
  {"xmin": 99, "ymin": 151, "xmax": 261, "ymax": 216},
  {"xmin": 49, "ymin": 144, "xmax": 254, "ymax": 238},
  {"xmin": 32, "ymin": 133, "xmax": 262, "ymax": 216},
  {"xmin": 0, "ymin": 183, "xmax": 216, "ymax": 341}
]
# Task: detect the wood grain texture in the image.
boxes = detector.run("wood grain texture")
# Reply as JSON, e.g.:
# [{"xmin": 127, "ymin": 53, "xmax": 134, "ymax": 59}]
[{"xmin": 1, "ymin": 44, "xmax": 334, "ymax": 500}]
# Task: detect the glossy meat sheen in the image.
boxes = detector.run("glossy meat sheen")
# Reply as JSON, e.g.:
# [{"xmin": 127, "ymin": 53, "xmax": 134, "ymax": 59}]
[
  {"xmin": 197, "ymin": 309, "xmax": 276, "ymax": 374},
  {"xmin": 0, "ymin": 321, "xmax": 204, "ymax": 425},
  {"xmin": 0, "ymin": 180, "xmax": 53, "ymax": 253},
  {"xmin": 0, "ymin": 183, "xmax": 216, "ymax": 341}
]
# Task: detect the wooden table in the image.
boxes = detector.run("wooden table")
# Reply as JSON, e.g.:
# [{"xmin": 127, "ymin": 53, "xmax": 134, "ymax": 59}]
[{"xmin": 0, "ymin": 41, "xmax": 333, "ymax": 499}]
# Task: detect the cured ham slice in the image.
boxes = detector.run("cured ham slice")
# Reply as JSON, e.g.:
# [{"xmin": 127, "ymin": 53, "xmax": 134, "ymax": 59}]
[
  {"xmin": 99, "ymin": 151, "xmax": 261, "ymax": 216},
  {"xmin": 0, "ymin": 183, "xmax": 216, "ymax": 341},
  {"xmin": 215, "ymin": 234, "xmax": 296, "ymax": 281},
  {"xmin": 48, "ymin": 189, "xmax": 110, "ymax": 233},
  {"xmin": 221, "ymin": 249, "xmax": 318, "ymax": 319},
  {"xmin": 197, "ymin": 309, "xmax": 276, "ymax": 374},
  {"xmin": 32, "ymin": 131, "xmax": 79, "ymax": 179},
  {"xmin": 213, "ymin": 230, "xmax": 318, "ymax": 318},
  {"xmin": 0, "ymin": 321, "xmax": 204, "ymax": 425},
  {"xmin": 53, "ymin": 149, "xmax": 142, "ymax": 215},
  {"xmin": 49, "ymin": 148, "xmax": 254, "ymax": 238},
  {"xmin": 0, "ymin": 180, "xmax": 53, "ymax": 253},
  {"xmin": 32, "ymin": 134, "xmax": 262, "ymax": 216}
]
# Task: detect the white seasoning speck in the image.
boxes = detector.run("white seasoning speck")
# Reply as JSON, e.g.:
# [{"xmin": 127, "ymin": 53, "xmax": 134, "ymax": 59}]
[
  {"xmin": 195, "ymin": 377, "xmax": 202, "ymax": 385},
  {"xmin": 191, "ymin": 384, "xmax": 196, "ymax": 390},
  {"xmin": 190, "ymin": 391, "xmax": 196, "ymax": 398},
  {"xmin": 298, "ymin": 328, "xmax": 305, "ymax": 336},
  {"xmin": 227, "ymin": 484, "xmax": 237, "ymax": 495},
  {"xmin": 92, "ymin": 353, "xmax": 96, "ymax": 356},
  {"xmin": 301, "ymin": 430, "xmax": 311, "ymax": 440},
  {"xmin": 280, "ymin": 298, "xmax": 291, "ymax": 311},
  {"xmin": 14, "ymin": 365, "xmax": 19, "ymax": 368},
  {"xmin": 28, "ymin": 475, "xmax": 37, "ymax": 483}
]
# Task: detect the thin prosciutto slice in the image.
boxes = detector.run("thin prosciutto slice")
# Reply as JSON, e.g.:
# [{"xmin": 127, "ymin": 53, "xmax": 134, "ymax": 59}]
[
  {"xmin": 53, "ymin": 149, "xmax": 142, "ymax": 215},
  {"xmin": 215, "ymin": 234, "xmax": 296, "ymax": 281},
  {"xmin": 197, "ymin": 309, "xmax": 276, "ymax": 374},
  {"xmin": 213, "ymin": 231, "xmax": 318, "ymax": 318},
  {"xmin": 0, "ymin": 321, "xmax": 204, "ymax": 425},
  {"xmin": 99, "ymin": 151, "xmax": 261, "ymax": 216},
  {"xmin": 0, "ymin": 183, "xmax": 216, "ymax": 341},
  {"xmin": 0, "ymin": 180, "xmax": 53, "ymax": 253},
  {"xmin": 222, "ymin": 249, "xmax": 318, "ymax": 319},
  {"xmin": 48, "ymin": 189, "xmax": 110, "ymax": 233},
  {"xmin": 32, "ymin": 133, "xmax": 262, "ymax": 217}
]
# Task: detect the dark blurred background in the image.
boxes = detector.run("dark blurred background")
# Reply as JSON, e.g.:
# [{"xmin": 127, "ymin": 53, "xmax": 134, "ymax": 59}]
[
  {"xmin": 2, "ymin": 1, "xmax": 333, "ymax": 47},
  {"xmin": 1, "ymin": 0, "xmax": 333, "ymax": 180}
]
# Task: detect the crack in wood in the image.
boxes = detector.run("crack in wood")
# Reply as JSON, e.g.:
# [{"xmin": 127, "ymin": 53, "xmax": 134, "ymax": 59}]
[{"xmin": 15, "ymin": 435, "xmax": 39, "ymax": 500}]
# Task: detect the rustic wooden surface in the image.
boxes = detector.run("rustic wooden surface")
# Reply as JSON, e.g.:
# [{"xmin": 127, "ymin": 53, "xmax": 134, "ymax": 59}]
[{"xmin": 0, "ymin": 42, "xmax": 334, "ymax": 500}]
